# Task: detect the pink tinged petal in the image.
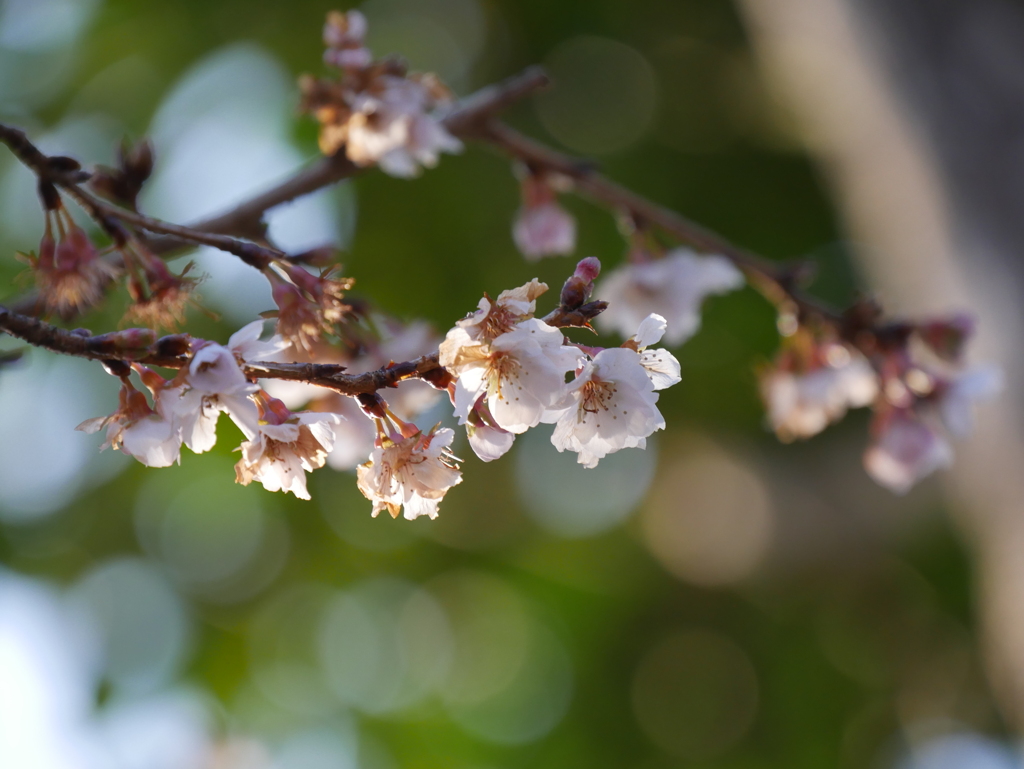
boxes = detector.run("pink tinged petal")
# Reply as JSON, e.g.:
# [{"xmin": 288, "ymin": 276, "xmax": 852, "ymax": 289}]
[
  {"xmin": 513, "ymin": 202, "xmax": 577, "ymax": 260},
  {"xmin": 940, "ymin": 364, "xmax": 1003, "ymax": 439},
  {"xmin": 864, "ymin": 416, "xmax": 953, "ymax": 494},
  {"xmin": 634, "ymin": 314, "xmax": 668, "ymax": 348},
  {"xmin": 640, "ymin": 349, "xmax": 681, "ymax": 390},
  {"xmin": 467, "ymin": 423, "xmax": 515, "ymax": 462},
  {"xmin": 75, "ymin": 416, "xmax": 110, "ymax": 435}
]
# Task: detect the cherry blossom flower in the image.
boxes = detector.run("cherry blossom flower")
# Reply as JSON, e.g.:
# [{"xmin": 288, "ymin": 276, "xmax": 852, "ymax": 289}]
[
  {"xmin": 440, "ymin": 278, "xmax": 548, "ymax": 351},
  {"xmin": 512, "ymin": 174, "xmax": 576, "ymax": 260},
  {"xmin": 626, "ymin": 313, "xmax": 682, "ymax": 390},
  {"xmin": 863, "ymin": 412, "xmax": 953, "ymax": 494},
  {"xmin": 447, "ymin": 318, "xmax": 581, "ymax": 434},
  {"xmin": 234, "ymin": 396, "xmax": 343, "ymax": 500},
  {"xmin": 159, "ymin": 337, "xmax": 261, "ymax": 453},
  {"xmin": 761, "ymin": 345, "xmax": 878, "ymax": 442},
  {"xmin": 322, "ymin": 9, "xmax": 371, "ymax": 70},
  {"xmin": 356, "ymin": 425, "xmax": 462, "ymax": 519},
  {"xmin": 344, "ymin": 74, "xmax": 462, "ymax": 178},
  {"xmin": 597, "ymin": 248, "xmax": 744, "ymax": 346},
  {"xmin": 76, "ymin": 382, "xmax": 181, "ymax": 467},
  {"xmin": 937, "ymin": 364, "xmax": 1003, "ymax": 439},
  {"xmin": 545, "ymin": 347, "xmax": 667, "ymax": 468},
  {"xmin": 260, "ymin": 319, "xmax": 442, "ymax": 470}
]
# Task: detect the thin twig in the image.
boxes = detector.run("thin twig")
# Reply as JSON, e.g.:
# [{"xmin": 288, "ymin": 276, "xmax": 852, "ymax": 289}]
[
  {"xmin": 475, "ymin": 121, "xmax": 843, "ymax": 325},
  {"xmin": 0, "ymin": 297, "xmax": 597, "ymax": 395},
  {"xmin": 147, "ymin": 66, "xmax": 552, "ymax": 254}
]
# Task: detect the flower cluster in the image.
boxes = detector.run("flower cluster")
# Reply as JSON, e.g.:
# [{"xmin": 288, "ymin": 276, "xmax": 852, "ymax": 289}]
[
  {"xmin": 300, "ymin": 10, "xmax": 462, "ymax": 177},
  {"xmin": 438, "ymin": 263, "xmax": 682, "ymax": 471},
  {"xmin": 78, "ymin": 321, "xmax": 345, "ymax": 500},
  {"xmin": 761, "ymin": 316, "xmax": 1000, "ymax": 494},
  {"xmin": 11, "ymin": 6, "xmax": 1004, "ymax": 532}
]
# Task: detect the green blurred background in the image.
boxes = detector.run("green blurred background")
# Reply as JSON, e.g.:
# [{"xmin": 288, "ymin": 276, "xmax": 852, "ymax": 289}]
[{"xmin": 0, "ymin": 1, "xmax": 1003, "ymax": 767}]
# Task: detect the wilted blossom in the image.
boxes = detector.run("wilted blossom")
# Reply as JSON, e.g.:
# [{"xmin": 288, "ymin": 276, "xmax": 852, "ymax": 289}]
[
  {"xmin": 23, "ymin": 205, "xmax": 119, "ymax": 319},
  {"xmin": 122, "ymin": 249, "xmax": 199, "ymax": 331},
  {"xmin": 762, "ymin": 343, "xmax": 879, "ymax": 442},
  {"xmin": 444, "ymin": 277, "xmax": 548, "ymax": 346},
  {"xmin": 356, "ymin": 423, "xmax": 462, "ymax": 519},
  {"xmin": 863, "ymin": 411, "xmax": 954, "ymax": 494},
  {"xmin": 270, "ymin": 265, "xmax": 353, "ymax": 353},
  {"xmin": 235, "ymin": 394, "xmax": 343, "ymax": 499},
  {"xmin": 322, "ymin": 9, "xmax": 371, "ymax": 70},
  {"xmin": 512, "ymin": 173, "xmax": 576, "ymax": 260},
  {"xmin": 76, "ymin": 381, "xmax": 181, "ymax": 467},
  {"xmin": 597, "ymin": 247, "xmax": 745, "ymax": 346}
]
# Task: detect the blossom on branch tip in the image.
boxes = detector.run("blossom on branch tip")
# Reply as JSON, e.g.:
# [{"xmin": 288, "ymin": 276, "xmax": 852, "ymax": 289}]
[
  {"xmin": 76, "ymin": 382, "xmax": 181, "ymax": 467},
  {"xmin": 356, "ymin": 423, "xmax": 462, "ymax": 520},
  {"xmin": 322, "ymin": 10, "xmax": 372, "ymax": 70},
  {"xmin": 626, "ymin": 313, "xmax": 682, "ymax": 390},
  {"xmin": 234, "ymin": 395, "xmax": 343, "ymax": 500},
  {"xmin": 761, "ymin": 343, "xmax": 878, "ymax": 442},
  {"xmin": 597, "ymin": 248, "xmax": 744, "ymax": 346},
  {"xmin": 863, "ymin": 412, "xmax": 953, "ymax": 494}
]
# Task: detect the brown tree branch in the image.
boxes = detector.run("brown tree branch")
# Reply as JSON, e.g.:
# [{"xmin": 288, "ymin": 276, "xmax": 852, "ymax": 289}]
[{"xmin": 0, "ymin": 293, "xmax": 599, "ymax": 395}]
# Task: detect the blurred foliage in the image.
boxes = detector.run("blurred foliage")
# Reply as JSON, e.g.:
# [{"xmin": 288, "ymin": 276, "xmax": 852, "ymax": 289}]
[{"xmin": 0, "ymin": 0, "xmax": 1002, "ymax": 767}]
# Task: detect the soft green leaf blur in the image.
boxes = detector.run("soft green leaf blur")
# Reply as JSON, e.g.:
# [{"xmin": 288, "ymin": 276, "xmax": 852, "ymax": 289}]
[{"xmin": 0, "ymin": 1, "xmax": 998, "ymax": 767}]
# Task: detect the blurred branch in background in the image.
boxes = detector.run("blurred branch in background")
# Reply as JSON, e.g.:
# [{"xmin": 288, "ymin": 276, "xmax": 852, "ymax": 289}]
[{"xmin": 739, "ymin": 0, "xmax": 1024, "ymax": 732}]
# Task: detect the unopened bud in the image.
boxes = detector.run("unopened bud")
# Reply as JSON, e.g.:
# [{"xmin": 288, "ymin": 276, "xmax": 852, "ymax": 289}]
[
  {"xmin": 102, "ymin": 359, "xmax": 132, "ymax": 378},
  {"xmin": 357, "ymin": 392, "xmax": 388, "ymax": 419},
  {"xmin": 918, "ymin": 314, "xmax": 974, "ymax": 362},
  {"xmin": 421, "ymin": 366, "xmax": 455, "ymax": 390},
  {"xmin": 559, "ymin": 257, "xmax": 602, "ymax": 310},
  {"xmin": 154, "ymin": 334, "xmax": 192, "ymax": 359}
]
